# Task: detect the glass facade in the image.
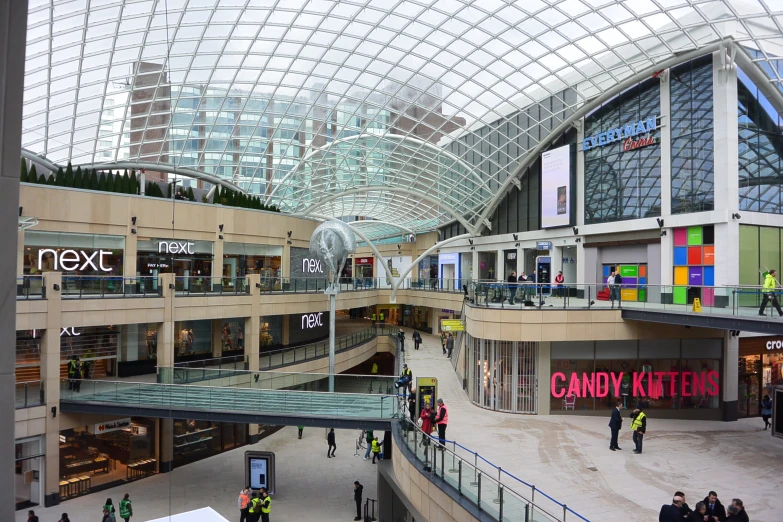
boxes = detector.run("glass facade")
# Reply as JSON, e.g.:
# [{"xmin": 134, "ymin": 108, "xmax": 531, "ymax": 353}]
[
  {"xmin": 466, "ymin": 335, "xmax": 538, "ymax": 414},
  {"xmin": 738, "ymin": 224, "xmax": 783, "ymax": 306},
  {"xmin": 671, "ymin": 56, "xmax": 715, "ymax": 214},
  {"xmin": 222, "ymin": 243, "xmax": 282, "ymax": 279},
  {"xmin": 738, "ymin": 66, "xmax": 783, "ymax": 214},
  {"xmin": 174, "ymin": 320, "xmax": 212, "ymax": 359},
  {"xmin": 172, "ymin": 419, "xmax": 247, "ymax": 469},
  {"xmin": 23, "ymin": 231, "xmax": 125, "ymax": 276},
  {"xmin": 551, "ymin": 340, "xmax": 722, "ymax": 413},
  {"xmin": 584, "ymin": 79, "xmax": 661, "ymax": 224}
]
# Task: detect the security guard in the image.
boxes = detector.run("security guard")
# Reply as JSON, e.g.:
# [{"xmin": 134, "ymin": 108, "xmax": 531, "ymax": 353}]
[
  {"xmin": 759, "ymin": 269, "xmax": 783, "ymax": 317},
  {"xmin": 371, "ymin": 436, "xmax": 382, "ymax": 463},
  {"xmin": 630, "ymin": 407, "xmax": 647, "ymax": 454},
  {"xmin": 379, "ymin": 311, "xmax": 385, "ymax": 325},
  {"xmin": 371, "ymin": 312, "xmax": 376, "ymax": 326},
  {"xmin": 67, "ymin": 356, "xmax": 82, "ymax": 392},
  {"xmin": 370, "ymin": 360, "xmax": 378, "ymax": 375},
  {"xmin": 248, "ymin": 491, "xmax": 262, "ymax": 522},
  {"xmin": 260, "ymin": 488, "xmax": 272, "ymax": 522}
]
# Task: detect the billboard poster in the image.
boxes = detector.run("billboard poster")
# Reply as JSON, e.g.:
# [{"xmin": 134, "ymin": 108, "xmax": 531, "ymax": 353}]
[{"xmin": 541, "ymin": 144, "xmax": 571, "ymax": 228}]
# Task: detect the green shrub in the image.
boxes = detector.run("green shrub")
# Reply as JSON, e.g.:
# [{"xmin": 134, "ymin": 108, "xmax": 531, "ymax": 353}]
[{"xmin": 20, "ymin": 158, "xmax": 28, "ymax": 182}]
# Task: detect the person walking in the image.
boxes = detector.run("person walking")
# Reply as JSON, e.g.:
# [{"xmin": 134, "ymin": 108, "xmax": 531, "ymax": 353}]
[
  {"xmin": 238, "ymin": 487, "xmax": 251, "ymax": 522},
  {"xmin": 758, "ymin": 269, "xmax": 783, "ymax": 316},
  {"xmin": 68, "ymin": 355, "xmax": 80, "ymax": 391},
  {"xmin": 327, "ymin": 428, "xmax": 336, "ymax": 458},
  {"xmin": 658, "ymin": 495, "xmax": 685, "ymax": 522},
  {"xmin": 371, "ymin": 312, "xmax": 376, "ymax": 326},
  {"xmin": 413, "ymin": 331, "xmax": 421, "ymax": 350},
  {"xmin": 370, "ymin": 360, "xmax": 378, "ymax": 375},
  {"xmin": 703, "ymin": 491, "xmax": 727, "ymax": 521},
  {"xmin": 58, "ymin": 514, "xmax": 70, "ymax": 522},
  {"xmin": 247, "ymin": 491, "xmax": 262, "ymax": 522},
  {"xmin": 364, "ymin": 430, "xmax": 373, "ymax": 461},
  {"xmin": 761, "ymin": 394, "xmax": 773, "ymax": 429},
  {"xmin": 119, "ymin": 493, "xmax": 133, "ymax": 522},
  {"xmin": 435, "ymin": 398, "xmax": 448, "ymax": 450},
  {"xmin": 554, "ymin": 271, "xmax": 565, "ymax": 298},
  {"xmin": 371, "ymin": 436, "xmax": 382, "ymax": 463},
  {"xmin": 297, "ymin": 426, "xmax": 304, "ymax": 439},
  {"xmin": 103, "ymin": 499, "xmax": 116, "ymax": 516},
  {"xmin": 27, "ymin": 510, "xmax": 39, "ymax": 522},
  {"xmin": 507, "ymin": 271, "xmax": 517, "ymax": 305},
  {"xmin": 630, "ymin": 407, "xmax": 646, "ymax": 454},
  {"xmin": 440, "ymin": 331, "xmax": 447, "ymax": 354},
  {"xmin": 612, "ymin": 270, "xmax": 623, "ymax": 308},
  {"xmin": 446, "ymin": 333, "xmax": 454, "ymax": 358},
  {"xmin": 397, "ymin": 329, "xmax": 405, "ymax": 352},
  {"xmin": 259, "ymin": 489, "xmax": 272, "ymax": 522},
  {"xmin": 379, "ymin": 311, "xmax": 385, "ymax": 326},
  {"xmin": 395, "ymin": 364, "xmax": 412, "ymax": 396},
  {"xmin": 608, "ymin": 402, "xmax": 622, "ymax": 451},
  {"xmin": 353, "ymin": 481, "xmax": 364, "ymax": 521}
]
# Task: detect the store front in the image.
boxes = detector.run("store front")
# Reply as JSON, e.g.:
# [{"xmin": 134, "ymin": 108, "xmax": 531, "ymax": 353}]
[
  {"xmin": 460, "ymin": 252, "xmax": 473, "ymax": 285},
  {"xmin": 503, "ymin": 250, "xmax": 517, "ymax": 279},
  {"xmin": 438, "ymin": 253, "xmax": 460, "ymax": 283},
  {"xmin": 23, "ymin": 231, "xmax": 124, "ymax": 286},
  {"xmin": 478, "ymin": 251, "xmax": 497, "ymax": 280},
  {"xmin": 671, "ymin": 225, "xmax": 718, "ymax": 306},
  {"xmin": 259, "ymin": 315, "xmax": 283, "ymax": 350},
  {"xmin": 59, "ymin": 417, "xmax": 156, "ymax": 499},
  {"xmin": 219, "ymin": 319, "xmax": 245, "ymax": 355},
  {"xmin": 550, "ymin": 339, "xmax": 722, "ymax": 419},
  {"xmin": 289, "ymin": 312, "xmax": 330, "ymax": 345},
  {"xmin": 417, "ymin": 256, "xmax": 438, "ymax": 289},
  {"xmin": 223, "ymin": 243, "xmax": 282, "ymax": 281},
  {"xmin": 173, "ymin": 320, "xmax": 212, "ymax": 361},
  {"xmin": 172, "ymin": 419, "xmax": 247, "ymax": 469},
  {"xmin": 59, "ymin": 325, "xmax": 120, "ymax": 379},
  {"xmin": 738, "ymin": 336, "xmax": 783, "ymax": 418},
  {"xmin": 117, "ymin": 323, "xmax": 159, "ymax": 377},
  {"xmin": 355, "ymin": 256, "xmax": 374, "ymax": 282},
  {"xmin": 137, "ymin": 239, "xmax": 214, "ymax": 289},
  {"xmin": 15, "ymin": 436, "xmax": 44, "ymax": 510},
  {"xmin": 465, "ymin": 335, "xmax": 538, "ymax": 414}
]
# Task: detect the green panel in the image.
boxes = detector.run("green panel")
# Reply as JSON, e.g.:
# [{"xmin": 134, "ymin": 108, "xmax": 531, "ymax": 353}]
[
  {"xmin": 673, "ymin": 286, "xmax": 687, "ymax": 305},
  {"xmin": 760, "ymin": 226, "xmax": 780, "ymax": 286},
  {"xmin": 638, "ymin": 289, "xmax": 646, "ymax": 302},
  {"xmin": 687, "ymin": 226, "xmax": 703, "ymax": 245},
  {"xmin": 620, "ymin": 265, "xmax": 638, "ymax": 277},
  {"xmin": 739, "ymin": 225, "xmax": 760, "ymax": 307}
]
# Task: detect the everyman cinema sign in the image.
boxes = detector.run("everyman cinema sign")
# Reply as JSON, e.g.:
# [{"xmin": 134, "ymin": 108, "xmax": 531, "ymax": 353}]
[{"xmin": 582, "ymin": 116, "xmax": 659, "ymax": 152}]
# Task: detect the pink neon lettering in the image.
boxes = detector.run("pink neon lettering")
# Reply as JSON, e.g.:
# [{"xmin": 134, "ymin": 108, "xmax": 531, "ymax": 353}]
[
  {"xmin": 667, "ymin": 371, "xmax": 678, "ymax": 396},
  {"xmin": 692, "ymin": 372, "xmax": 706, "ymax": 396},
  {"xmin": 596, "ymin": 372, "xmax": 609, "ymax": 397},
  {"xmin": 681, "ymin": 372, "xmax": 692, "ymax": 397},
  {"xmin": 551, "ymin": 373, "xmax": 566, "ymax": 398},
  {"xmin": 610, "ymin": 372, "xmax": 622, "ymax": 396},
  {"xmin": 582, "ymin": 373, "xmax": 595, "ymax": 397},
  {"xmin": 654, "ymin": 372, "xmax": 665, "ymax": 395},
  {"xmin": 706, "ymin": 371, "xmax": 720, "ymax": 395},
  {"xmin": 632, "ymin": 372, "xmax": 646, "ymax": 396},
  {"xmin": 567, "ymin": 373, "xmax": 581, "ymax": 397}
]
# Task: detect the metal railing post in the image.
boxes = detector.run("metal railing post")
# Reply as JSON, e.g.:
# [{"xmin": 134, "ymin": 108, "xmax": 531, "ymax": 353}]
[
  {"xmin": 563, "ymin": 504, "xmax": 567, "ymax": 521},
  {"xmin": 477, "ymin": 472, "xmax": 482, "ymax": 510},
  {"xmin": 531, "ymin": 485, "xmax": 536, "ymax": 504},
  {"xmin": 458, "ymin": 460, "xmax": 462, "ymax": 495},
  {"xmin": 525, "ymin": 504, "xmax": 530, "ymax": 522},
  {"xmin": 499, "ymin": 485, "xmax": 504, "ymax": 521}
]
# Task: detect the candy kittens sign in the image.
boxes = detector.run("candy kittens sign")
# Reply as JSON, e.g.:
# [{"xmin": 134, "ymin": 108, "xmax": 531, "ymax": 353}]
[{"xmin": 551, "ymin": 371, "xmax": 719, "ymax": 398}]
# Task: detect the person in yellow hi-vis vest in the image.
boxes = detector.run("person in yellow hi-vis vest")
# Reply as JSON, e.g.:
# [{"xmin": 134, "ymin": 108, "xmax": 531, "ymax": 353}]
[
  {"xmin": 759, "ymin": 269, "xmax": 783, "ymax": 317},
  {"xmin": 370, "ymin": 360, "xmax": 378, "ymax": 375},
  {"xmin": 371, "ymin": 436, "xmax": 383, "ymax": 463},
  {"xmin": 247, "ymin": 491, "xmax": 261, "ymax": 522},
  {"xmin": 371, "ymin": 312, "xmax": 376, "ymax": 326},
  {"xmin": 630, "ymin": 407, "xmax": 647, "ymax": 454},
  {"xmin": 259, "ymin": 488, "xmax": 271, "ymax": 522}
]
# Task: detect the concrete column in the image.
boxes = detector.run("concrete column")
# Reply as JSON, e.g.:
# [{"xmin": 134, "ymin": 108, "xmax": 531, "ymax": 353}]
[
  {"xmin": 722, "ymin": 333, "xmax": 738, "ymax": 421},
  {"xmin": 660, "ymin": 71, "xmax": 672, "ymax": 217},
  {"xmin": 0, "ymin": 1, "xmax": 27, "ymax": 517},
  {"xmin": 515, "ymin": 245, "xmax": 523, "ymax": 277},
  {"xmin": 42, "ymin": 273, "xmax": 62, "ymax": 505},
  {"xmin": 537, "ymin": 341, "xmax": 551, "ymax": 415},
  {"xmin": 576, "ymin": 120, "xmax": 585, "ymax": 227},
  {"xmin": 472, "ymin": 249, "xmax": 478, "ymax": 281},
  {"xmin": 212, "ymin": 238, "xmax": 224, "ymax": 281},
  {"xmin": 17, "ymin": 229, "xmax": 24, "ymax": 277},
  {"xmin": 125, "ymin": 229, "xmax": 137, "ymax": 277},
  {"xmin": 282, "ymin": 243, "xmax": 291, "ymax": 278},
  {"xmin": 495, "ymin": 248, "xmax": 503, "ymax": 280},
  {"xmin": 246, "ymin": 274, "xmax": 261, "ymax": 372},
  {"xmin": 158, "ymin": 273, "xmax": 176, "ymax": 370},
  {"xmin": 211, "ymin": 319, "xmax": 223, "ymax": 358},
  {"xmin": 281, "ymin": 315, "xmax": 290, "ymax": 346},
  {"xmin": 160, "ymin": 418, "xmax": 174, "ymax": 473}
]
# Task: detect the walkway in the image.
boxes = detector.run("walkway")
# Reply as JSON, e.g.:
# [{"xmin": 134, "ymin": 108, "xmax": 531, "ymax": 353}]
[{"xmin": 402, "ymin": 328, "xmax": 783, "ymax": 522}]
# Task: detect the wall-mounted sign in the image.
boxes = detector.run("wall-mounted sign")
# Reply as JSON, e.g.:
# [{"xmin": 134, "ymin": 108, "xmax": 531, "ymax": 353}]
[
  {"xmin": 158, "ymin": 241, "xmax": 195, "ymax": 254},
  {"xmin": 438, "ymin": 253, "xmax": 459, "ymax": 264},
  {"xmin": 766, "ymin": 340, "xmax": 783, "ymax": 350},
  {"xmin": 356, "ymin": 257, "xmax": 374, "ymax": 265},
  {"xmin": 541, "ymin": 144, "xmax": 572, "ymax": 229},
  {"xmin": 302, "ymin": 258, "xmax": 323, "ymax": 273},
  {"xmin": 441, "ymin": 309, "xmax": 455, "ymax": 313},
  {"xmin": 38, "ymin": 249, "xmax": 113, "ymax": 272},
  {"xmin": 441, "ymin": 319, "xmax": 464, "ymax": 332},
  {"xmin": 506, "ymin": 252, "xmax": 517, "ymax": 260},
  {"xmin": 301, "ymin": 312, "xmax": 324, "ymax": 329},
  {"xmin": 95, "ymin": 418, "xmax": 131, "ymax": 434},
  {"xmin": 60, "ymin": 327, "xmax": 80, "ymax": 337},
  {"xmin": 582, "ymin": 116, "xmax": 659, "ymax": 152},
  {"xmin": 536, "ymin": 241, "xmax": 552, "ymax": 250},
  {"xmin": 550, "ymin": 371, "xmax": 719, "ymax": 398}
]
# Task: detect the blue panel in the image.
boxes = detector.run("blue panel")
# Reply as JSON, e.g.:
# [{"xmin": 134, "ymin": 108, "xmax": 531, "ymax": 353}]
[
  {"xmin": 603, "ymin": 265, "xmax": 611, "ymax": 277},
  {"xmin": 639, "ymin": 277, "xmax": 647, "ymax": 285},
  {"xmin": 673, "ymin": 247, "xmax": 688, "ymax": 266},
  {"xmin": 704, "ymin": 266, "xmax": 715, "ymax": 286}
]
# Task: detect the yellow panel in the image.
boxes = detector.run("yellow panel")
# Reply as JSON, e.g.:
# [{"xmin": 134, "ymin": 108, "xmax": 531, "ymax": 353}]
[
  {"xmin": 620, "ymin": 288, "xmax": 638, "ymax": 302},
  {"xmin": 674, "ymin": 266, "xmax": 689, "ymax": 286}
]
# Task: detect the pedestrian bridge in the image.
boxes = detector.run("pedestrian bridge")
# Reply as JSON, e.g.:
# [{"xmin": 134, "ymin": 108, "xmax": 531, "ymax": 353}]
[{"xmin": 60, "ymin": 369, "xmax": 400, "ymax": 430}]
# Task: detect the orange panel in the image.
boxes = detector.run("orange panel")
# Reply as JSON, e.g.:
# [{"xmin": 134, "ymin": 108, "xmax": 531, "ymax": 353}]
[
  {"xmin": 703, "ymin": 246, "xmax": 715, "ymax": 265},
  {"xmin": 639, "ymin": 265, "xmax": 647, "ymax": 277}
]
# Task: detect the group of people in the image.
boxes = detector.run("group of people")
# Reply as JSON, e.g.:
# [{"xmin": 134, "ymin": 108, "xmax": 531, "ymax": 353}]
[
  {"xmin": 238, "ymin": 486, "xmax": 272, "ymax": 522},
  {"xmin": 608, "ymin": 402, "xmax": 647, "ymax": 453},
  {"xmin": 439, "ymin": 331, "xmax": 454, "ymax": 357},
  {"xmin": 100, "ymin": 494, "xmax": 133, "ymax": 522},
  {"xmin": 67, "ymin": 355, "xmax": 91, "ymax": 392},
  {"xmin": 659, "ymin": 491, "xmax": 750, "ymax": 522},
  {"xmin": 362, "ymin": 430, "xmax": 384, "ymax": 464},
  {"xmin": 605, "ymin": 269, "xmax": 624, "ymax": 308}
]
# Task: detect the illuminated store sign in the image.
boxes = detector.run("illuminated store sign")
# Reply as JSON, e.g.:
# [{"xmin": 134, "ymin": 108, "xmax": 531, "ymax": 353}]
[
  {"xmin": 582, "ymin": 116, "xmax": 658, "ymax": 152},
  {"xmin": 301, "ymin": 312, "xmax": 324, "ymax": 329},
  {"xmin": 550, "ymin": 371, "xmax": 719, "ymax": 398},
  {"xmin": 95, "ymin": 418, "xmax": 131, "ymax": 434},
  {"xmin": 302, "ymin": 258, "xmax": 323, "ymax": 273},
  {"xmin": 766, "ymin": 340, "xmax": 783, "ymax": 350},
  {"xmin": 157, "ymin": 241, "xmax": 195, "ymax": 254},
  {"xmin": 38, "ymin": 249, "xmax": 113, "ymax": 272}
]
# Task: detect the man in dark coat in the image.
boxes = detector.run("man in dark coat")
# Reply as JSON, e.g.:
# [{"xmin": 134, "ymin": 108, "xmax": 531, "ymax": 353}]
[
  {"xmin": 353, "ymin": 481, "xmax": 363, "ymax": 521},
  {"xmin": 703, "ymin": 491, "xmax": 727, "ymax": 522},
  {"xmin": 675, "ymin": 491, "xmax": 693, "ymax": 520},
  {"xmin": 609, "ymin": 402, "xmax": 622, "ymax": 450},
  {"xmin": 730, "ymin": 499, "xmax": 748, "ymax": 522},
  {"xmin": 659, "ymin": 496, "xmax": 684, "ymax": 522}
]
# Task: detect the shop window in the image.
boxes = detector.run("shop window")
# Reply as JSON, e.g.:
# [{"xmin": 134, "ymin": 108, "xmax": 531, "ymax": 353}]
[
  {"xmin": 174, "ymin": 320, "xmax": 212, "ymax": 358},
  {"xmin": 601, "ymin": 263, "xmax": 648, "ymax": 302},
  {"xmin": 172, "ymin": 419, "xmax": 247, "ymax": 468}
]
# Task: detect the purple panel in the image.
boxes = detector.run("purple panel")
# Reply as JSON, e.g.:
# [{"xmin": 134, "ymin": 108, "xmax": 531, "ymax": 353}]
[
  {"xmin": 622, "ymin": 277, "xmax": 637, "ymax": 285},
  {"xmin": 689, "ymin": 266, "xmax": 703, "ymax": 286}
]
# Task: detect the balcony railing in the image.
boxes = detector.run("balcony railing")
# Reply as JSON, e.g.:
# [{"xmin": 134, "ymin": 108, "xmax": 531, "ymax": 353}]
[
  {"xmin": 174, "ymin": 276, "xmax": 249, "ymax": 295},
  {"xmin": 16, "ymin": 380, "xmax": 44, "ymax": 409},
  {"xmin": 61, "ymin": 276, "xmax": 162, "ymax": 298},
  {"xmin": 17, "ymin": 276, "xmax": 45, "ymax": 299},
  {"xmin": 259, "ymin": 326, "xmax": 379, "ymax": 370}
]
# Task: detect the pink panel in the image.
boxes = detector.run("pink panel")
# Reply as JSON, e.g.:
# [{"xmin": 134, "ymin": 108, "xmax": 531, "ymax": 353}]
[
  {"xmin": 673, "ymin": 227, "xmax": 688, "ymax": 246},
  {"xmin": 702, "ymin": 288, "xmax": 715, "ymax": 307}
]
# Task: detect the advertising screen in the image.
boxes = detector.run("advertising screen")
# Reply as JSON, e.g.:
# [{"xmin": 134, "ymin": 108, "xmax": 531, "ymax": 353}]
[
  {"xmin": 249, "ymin": 457, "xmax": 268, "ymax": 490},
  {"xmin": 541, "ymin": 144, "xmax": 572, "ymax": 228}
]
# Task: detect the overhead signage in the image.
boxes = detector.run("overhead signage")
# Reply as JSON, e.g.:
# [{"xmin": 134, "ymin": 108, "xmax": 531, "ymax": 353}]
[
  {"xmin": 582, "ymin": 116, "xmax": 659, "ymax": 152},
  {"xmin": 541, "ymin": 144, "xmax": 571, "ymax": 229},
  {"xmin": 766, "ymin": 340, "xmax": 783, "ymax": 350},
  {"xmin": 441, "ymin": 309, "xmax": 455, "ymax": 313},
  {"xmin": 550, "ymin": 371, "xmax": 720, "ymax": 398},
  {"xmin": 95, "ymin": 418, "xmax": 132, "ymax": 434},
  {"xmin": 438, "ymin": 252, "xmax": 459, "ymax": 264},
  {"xmin": 441, "ymin": 319, "xmax": 464, "ymax": 332},
  {"xmin": 356, "ymin": 257, "xmax": 373, "ymax": 265},
  {"xmin": 158, "ymin": 241, "xmax": 195, "ymax": 255},
  {"xmin": 302, "ymin": 258, "xmax": 324, "ymax": 274},
  {"xmin": 301, "ymin": 312, "xmax": 324, "ymax": 329},
  {"xmin": 38, "ymin": 249, "xmax": 113, "ymax": 272},
  {"xmin": 536, "ymin": 241, "xmax": 552, "ymax": 250}
]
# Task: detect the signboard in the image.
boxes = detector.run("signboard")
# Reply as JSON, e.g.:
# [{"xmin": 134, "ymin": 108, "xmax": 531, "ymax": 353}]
[
  {"xmin": 536, "ymin": 241, "xmax": 552, "ymax": 250},
  {"xmin": 416, "ymin": 377, "xmax": 438, "ymax": 420},
  {"xmin": 582, "ymin": 116, "xmax": 658, "ymax": 151},
  {"xmin": 441, "ymin": 319, "xmax": 464, "ymax": 332},
  {"xmin": 506, "ymin": 252, "xmax": 516, "ymax": 260},
  {"xmin": 95, "ymin": 418, "xmax": 132, "ymax": 434},
  {"xmin": 438, "ymin": 253, "xmax": 459, "ymax": 264},
  {"xmin": 356, "ymin": 257, "xmax": 374, "ymax": 265},
  {"xmin": 158, "ymin": 241, "xmax": 195, "ymax": 254},
  {"xmin": 245, "ymin": 450, "xmax": 276, "ymax": 494},
  {"xmin": 765, "ymin": 340, "xmax": 783, "ymax": 350},
  {"xmin": 38, "ymin": 249, "xmax": 114, "ymax": 272},
  {"xmin": 541, "ymin": 144, "xmax": 571, "ymax": 229},
  {"xmin": 301, "ymin": 258, "xmax": 324, "ymax": 274},
  {"xmin": 301, "ymin": 312, "xmax": 324, "ymax": 329},
  {"xmin": 550, "ymin": 371, "xmax": 719, "ymax": 398}
]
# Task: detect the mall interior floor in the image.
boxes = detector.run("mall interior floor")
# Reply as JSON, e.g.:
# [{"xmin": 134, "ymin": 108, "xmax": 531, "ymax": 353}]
[
  {"xmin": 17, "ymin": 425, "xmax": 377, "ymax": 522},
  {"xmin": 403, "ymin": 329, "xmax": 783, "ymax": 522}
]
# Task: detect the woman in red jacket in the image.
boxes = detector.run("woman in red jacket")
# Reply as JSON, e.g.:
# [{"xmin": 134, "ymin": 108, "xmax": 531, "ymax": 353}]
[{"xmin": 419, "ymin": 402, "xmax": 435, "ymax": 446}]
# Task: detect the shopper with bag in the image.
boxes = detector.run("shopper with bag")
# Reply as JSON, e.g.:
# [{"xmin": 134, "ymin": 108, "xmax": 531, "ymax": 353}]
[{"xmin": 419, "ymin": 402, "xmax": 435, "ymax": 446}]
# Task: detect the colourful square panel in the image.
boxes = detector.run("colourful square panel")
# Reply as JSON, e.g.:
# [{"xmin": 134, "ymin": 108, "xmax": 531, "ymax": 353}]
[
  {"xmin": 674, "ymin": 247, "xmax": 688, "ymax": 266},
  {"xmin": 702, "ymin": 288, "xmax": 715, "ymax": 307},
  {"xmin": 689, "ymin": 266, "xmax": 703, "ymax": 286},
  {"xmin": 621, "ymin": 288, "xmax": 638, "ymax": 302},
  {"xmin": 673, "ymin": 286, "xmax": 688, "ymax": 304},
  {"xmin": 674, "ymin": 228, "xmax": 688, "ymax": 246},
  {"xmin": 674, "ymin": 266, "xmax": 689, "ymax": 285},
  {"xmin": 687, "ymin": 226, "xmax": 703, "ymax": 245},
  {"xmin": 639, "ymin": 277, "xmax": 647, "ymax": 285},
  {"xmin": 603, "ymin": 265, "xmax": 611, "ymax": 277},
  {"xmin": 623, "ymin": 277, "xmax": 638, "ymax": 286},
  {"xmin": 638, "ymin": 289, "xmax": 646, "ymax": 302},
  {"xmin": 620, "ymin": 265, "xmax": 638, "ymax": 277},
  {"xmin": 703, "ymin": 246, "xmax": 714, "ymax": 265},
  {"xmin": 639, "ymin": 265, "xmax": 647, "ymax": 277},
  {"xmin": 704, "ymin": 266, "xmax": 715, "ymax": 286},
  {"xmin": 688, "ymin": 246, "xmax": 702, "ymax": 265}
]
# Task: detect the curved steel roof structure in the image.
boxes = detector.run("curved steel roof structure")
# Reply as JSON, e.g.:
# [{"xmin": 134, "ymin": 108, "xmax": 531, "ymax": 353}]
[{"xmin": 21, "ymin": 0, "xmax": 783, "ymax": 235}]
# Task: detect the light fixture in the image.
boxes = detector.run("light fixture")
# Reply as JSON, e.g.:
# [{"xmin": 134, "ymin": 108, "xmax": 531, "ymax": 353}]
[
  {"xmin": 660, "ymin": 230, "xmax": 667, "ymax": 237},
  {"xmin": 169, "ymin": 283, "xmax": 175, "ymax": 289},
  {"xmin": 287, "ymin": 231, "xmax": 292, "ymax": 238},
  {"xmin": 732, "ymin": 213, "xmax": 742, "ymax": 220},
  {"xmin": 131, "ymin": 228, "xmax": 137, "ymax": 234},
  {"xmin": 572, "ymin": 226, "xmax": 578, "ymax": 235},
  {"xmin": 575, "ymin": 237, "xmax": 582, "ymax": 243},
  {"xmin": 512, "ymin": 233, "xmax": 518, "ymax": 240},
  {"xmin": 132, "ymin": 216, "xmax": 137, "ymax": 225},
  {"xmin": 286, "ymin": 239, "xmax": 292, "ymax": 245},
  {"xmin": 656, "ymin": 218, "xmax": 664, "ymax": 228},
  {"xmin": 219, "ymin": 234, "xmax": 224, "ymax": 240},
  {"xmin": 470, "ymin": 246, "xmax": 475, "ymax": 251},
  {"xmin": 255, "ymin": 283, "xmax": 262, "ymax": 289},
  {"xmin": 19, "ymin": 206, "xmax": 23, "ymax": 217},
  {"xmin": 219, "ymin": 224, "xmax": 224, "ymax": 232},
  {"xmin": 514, "ymin": 242, "xmax": 520, "ymax": 247},
  {"xmin": 51, "ymin": 406, "xmax": 57, "ymax": 418},
  {"xmin": 53, "ymin": 284, "xmax": 60, "ymax": 291}
]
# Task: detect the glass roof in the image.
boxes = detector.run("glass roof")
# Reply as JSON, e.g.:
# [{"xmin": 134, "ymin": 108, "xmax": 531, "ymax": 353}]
[{"xmin": 22, "ymin": 0, "xmax": 783, "ymax": 234}]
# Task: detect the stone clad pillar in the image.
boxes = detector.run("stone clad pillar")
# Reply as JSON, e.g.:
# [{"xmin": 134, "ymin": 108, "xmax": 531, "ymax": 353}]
[
  {"xmin": 42, "ymin": 273, "xmax": 62, "ymax": 506},
  {"xmin": 722, "ymin": 332, "xmax": 738, "ymax": 421},
  {"xmin": 157, "ymin": 273, "xmax": 176, "ymax": 373},
  {"xmin": 246, "ymin": 274, "xmax": 261, "ymax": 372}
]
